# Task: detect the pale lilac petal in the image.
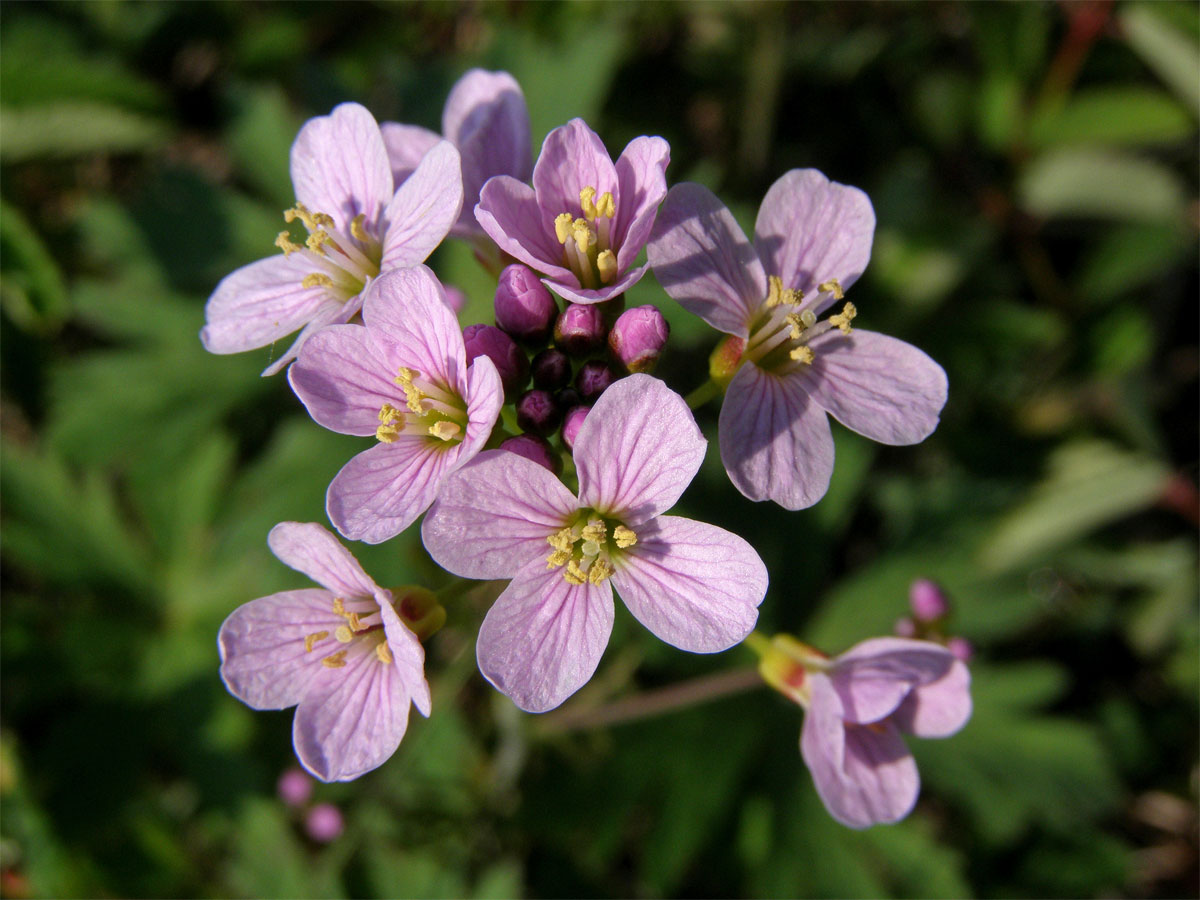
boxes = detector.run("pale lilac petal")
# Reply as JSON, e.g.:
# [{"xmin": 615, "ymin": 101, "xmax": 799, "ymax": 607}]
[
  {"xmin": 610, "ymin": 515, "xmax": 764, "ymax": 652},
  {"xmin": 754, "ymin": 169, "xmax": 875, "ymax": 311},
  {"xmin": 804, "ymin": 329, "xmax": 948, "ymax": 446},
  {"xmin": 267, "ymin": 521, "xmax": 381, "ymax": 597},
  {"xmin": 377, "ymin": 598, "xmax": 432, "ymax": 717},
  {"xmin": 462, "ymin": 353, "xmax": 504, "ymax": 456},
  {"xmin": 288, "ymin": 324, "xmax": 405, "ymax": 436},
  {"xmin": 380, "ymin": 122, "xmax": 442, "ymax": 188},
  {"xmin": 201, "ymin": 254, "xmax": 337, "ymax": 355},
  {"xmin": 532, "ymin": 119, "xmax": 618, "ymax": 220},
  {"xmin": 476, "ymin": 176, "xmax": 574, "ymax": 280},
  {"xmin": 259, "ymin": 293, "xmax": 363, "ymax": 377},
  {"xmin": 546, "ymin": 262, "xmax": 648, "ymax": 306},
  {"xmin": 292, "ymin": 643, "xmax": 412, "ymax": 781},
  {"xmin": 612, "ymin": 135, "xmax": 670, "ymax": 272},
  {"xmin": 218, "ymin": 588, "xmax": 341, "ymax": 710},
  {"xmin": 801, "ymin": 676, "xmax": 920, "ymax": 828},
  {"xmin": 893, "ymin": 659, "xmax": 971, "ymax": 738},
  {"xmin": 718, "ymin": 364, "xmax": 835, "ymax": 510},
  {"xmin": 575, "ymin": 375, "xmax": 706, "ymax": 524},
  {"xmin": 380, "ymin": 141, "xmax": 463, "ymax": 271},
  {"xmin": 476, "ymin": 557, "xmax": 614, "ymax": 713},
  {"xmin": 422, "ymin": 450, "xmax": 579, "ymax": 579},
  {"xmin": 290, "ymin": 103, "xmax": 393, "ymax": 233},
  {"xmin": 647, "ymin": 183, "xmax": 765, "ymax": 338},
  {"xmin": 831, "ymin": 637, "xmax": 957, "ymax": 725}
]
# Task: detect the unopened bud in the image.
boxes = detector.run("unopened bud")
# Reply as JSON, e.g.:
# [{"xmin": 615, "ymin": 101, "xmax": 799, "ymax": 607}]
[
  {"xmin": 561, "ymin": 404, "xmax": 590, "ymax": 450},
  {"xmin": 516, "ymin": 389, "xmax": 562, "ymax": 436},
  {"xmin": 305, "ymin": 803, "xmax": 344, "ymax": 843},
  {"xmin": 392, "ymin": 585, "xmax": 446, "ymax": 641},
  {"xmin": 495, "ymin": 263, "xmax": 557, "ymax": 343},
  {"xmin": 575, "ymin": 360, "xmax": 618, "ymax": 402},
  {"xmin": 709, "ymin": 334, "xmax": 745, "ymax": 387},
  {"xmin": 441, "ymin": 284, "xmax": 467, "ymax": 315},
  {"xmin": 894, "ymin": 617, "xmax": 917, "ymax": 638},
  {"xmin": 947, "ymin": 636, "xmax": 974, "ymax": 663},
  {"xmin": 555, "ymin": 386, "xmax": 582, "ymax": 411},
  {"xmin": 608, "ymin": 305, "xmax": 669, "ymax": 373},
  {"xmin": 554, "ymin": 303, "xmax": 606, "ymax": 356},
  {"xmin": 501, "ymin": 434, "xmax": 562, "ymax": 475},
  {"xmin": 909, "ymin": 579, "xmax": 950, "ymax": 622},
  {"xmin": 277, "ymin": 768, "xmax": 313, "ymax": 808},
  {"xmin": 463, "ymin": 324, "xmax": 529, "ymax": 401},
  {"xmin": 531, "ymin": 348, "xmax": 572, "ymax": 391}
]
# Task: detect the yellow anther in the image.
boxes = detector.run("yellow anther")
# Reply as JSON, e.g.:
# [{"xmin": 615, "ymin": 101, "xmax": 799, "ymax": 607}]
[
  {"xmin": 332, "ymin": 598, "xmax": 346, "ymax": 616},
  {"xmin": 428, "ymin": 421, "xmax": 461, "ymax": 441},
  {"xmin": 596, "ymin": 249, "xmax": 618, "ymax": 284},
  {"xmin": 579, "ymin": 186, "xmax": 598, "ymax": 220},
  {"xmin": 349, "ymin": 612, "xmax": 367, "ymax": 631},
  {"xmin": 321, "ymin": 650, "xmax": 348, "ymax": 669},
  {"xmin": 572, "ymin": 218, "xmax": 596, "ymax": 255},
  {"xmin": 613, "ymin": 525, "xmax": 637, "ymax": 548},
  {"xmin": 301, "ymin": 272, "xmax": 334, "ymax": 289},
  {"xmin": 555, "ymin": 212, "xmax": 575, "ymax": 244},
  {"xmin": 581, "ymin": 520, "xmax": 607, "ymax": 543},
  {"xmin": 818, "ymin": 279, "xmax": 845, "ymax": 300},
  {"xmin": 378, "ymin": 403, "xmax": 401, "ymax": 423},
  {"xmin": 786, "ymin": 313, "xmax": 805, "ymax": 340},
  {"xmin": 394, "ymin": 367, "xmax": 415, "ymax": 386},
  {"xmin": 275, "ymin": 231, "xmax": 303, "ymax": 256},
  {"xmin": 595, "ymin": 191, "xmax": 615, "ymax": 218},
  {"xmin": 547, "ymin": 527, "xmax": 575, "ymax": 553},
  {"xmin": 828, "ymin": 301, "xmax": 857, "ymax": 335},
  {"xmin": 376, "ymin": 423, "xmax": 400, "ymax": 443},
  {"xmin": 375, "ymin": 641, "xmax": 393, "ymax": 665},
  {"xmin": 588, "ymin": 558, "xmax": 614, "ymax": 584},
  {"xmin": 403, "ymin": 384, "xmax": 425, "ymax": 415},
  {"xmin": 305, "ymin": 231, "xmax": 329, "ymax": 254},
  {"xmin": 765, "ymin": 275, "xmax": 784, "ymax": 307},
  {"xmin": 564, "ymin": 560, "xmax": 587, "ymax": 585},
  {"xmin": 790, "ymin": 345, "xmax": 815, "ymax": 365},
  {"xmin": 546, "ymin": 549, "xmax": 571, "ymax": 569},
  {"xmin": 350, "ymin": 213, "xmax": 370, "ymax": 242},
  {"xmin": 304, "ymin": 631, "xmax": 330, "ymax": 653},
  {"xmin": 335, "ymin": 625, "xmax": 354, "ymax": 643}
]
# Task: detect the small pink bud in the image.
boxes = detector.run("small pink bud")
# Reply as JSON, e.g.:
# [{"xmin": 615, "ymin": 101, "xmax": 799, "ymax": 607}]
[
  {"xmin": 893, "ymin": 617, "xmax": 917, "ymax": 638},
  {"xmin": 947, "ymin": 636, "xmax": 974, "ymax": 663},
  {"xmin": 276, "ymin": 767, "xmax": 313, "ymax": 808},
  {"xmin": 304, "ymin": 803, "xmax": 344, "ymax": 843},
  {"xmin": 531, "ymin": 348, "xmax": 572, "ymax": 391},
  {"xmin": 495, "ymin": 264, "xmax": 557, "ymax": 342},
  {"xmin": 561, "ymin": 405, "xmax": 590, "ymax": 450},
  {"xmin": 608, "ymin": 305, "xmax": 669, "ymax": 373},
  {"xmin": 501, "ymin": 434, "xmax": 561, "ymax": 475},
  {"xmin": 463, "ymin": 324, "xmax": 528, "ymax": 400},
  {"xmin": 909, "ymin": 579, "xmax": 950, "ymax": 622},
  {"xmin": 575, "ymin": 360, "xmax": 618, "ymax": 402},
  {"xmin": 554, "ymin": 303, "xmax": 606, "ymax": 356},
  {"xmin": 516, "ymin": 389, "xmax": 562, "ymax": 436},
  {"xmin": 441, "ymin": 284, "xmax": 467, "ymax": 315}
]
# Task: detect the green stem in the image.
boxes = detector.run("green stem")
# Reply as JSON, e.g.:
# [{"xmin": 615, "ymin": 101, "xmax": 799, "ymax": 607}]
[
  {"xmin": 684, "ymin": 378, "xmax": 720, "ymax": 410},
  {"xmin": 743, "ymin": 630, "xmax": 773, "ymax": 659},
  {"xmin": 435, "ymin": 576, "xmax": 477, "ymax": 603}
]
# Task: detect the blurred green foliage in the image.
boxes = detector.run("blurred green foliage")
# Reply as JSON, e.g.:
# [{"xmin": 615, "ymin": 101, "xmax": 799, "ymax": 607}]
[{"xmin": 1, "ymin": 1, "xmax": 1197, "ymax": 897}]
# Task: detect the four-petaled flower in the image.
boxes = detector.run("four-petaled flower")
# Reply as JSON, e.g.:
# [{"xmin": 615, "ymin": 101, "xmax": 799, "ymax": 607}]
[
  {"xmin": 201, "ymin": 103, "xmax": 463, "ymax": 374},
  {"xmin": 289, "ymin": 265, "xmax": 503, "ymax": 544},
  {"xmin": 475, "ymin": 118, "xmax": 670, "ymax": 304},
  {"xmin": 760, "ymin": 635, "xmax": 971, "ymax": 828},
  {"xmin": 422, "ymin": 374, "xmax": 767, "ymax": 713},
  {"xmin": 647, "ymin": 171, "xmax": 948, "ymax": 510},
  {"xmin": 218, "ymin": 521, "xmax": 432, "ymax": 781}
]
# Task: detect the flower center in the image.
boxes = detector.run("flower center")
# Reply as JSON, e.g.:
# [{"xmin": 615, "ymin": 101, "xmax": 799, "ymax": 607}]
[
  {"xmin": 302, "ymin": 596, "xmax": 393, "ymax": 668},
  {"xmin": 544, "ymin": 510, "xmax": 638, "ymax": 585},
  {"xmin": 275, "ymin": 202, "xmax": 383, "ymax": 299},
  {"xmin": 553, "ymin": 186, "xmax": 619, "ymax": 290},
  {"xmin": 741, "ymin": 275, "xmax": 856, "ymax": 375},
  {"xmin": 375, "ymin": 367, "xmax": 469, "ymax": 446}
]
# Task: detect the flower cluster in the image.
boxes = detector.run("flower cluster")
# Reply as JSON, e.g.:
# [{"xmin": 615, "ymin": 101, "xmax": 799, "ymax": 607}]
[{"xmin": 207, "ymin": 68, "xmax": 965, "ymax": 828}]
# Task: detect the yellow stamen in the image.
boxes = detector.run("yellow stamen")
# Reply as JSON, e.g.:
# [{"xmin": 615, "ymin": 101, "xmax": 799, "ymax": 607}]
[
  {"xmin": 304, "ymin": 631, "xmax": 330, "ymax": 652},
  {"xmin": 301, "ymin": 272, "xmax": 334, "ymax": 289},
  {"xmin": 321, "ymin": 650, "xmax": 348, "ymax": 668},
  {"xmin": 332, "ymin": 598, "xmax": 346, "ymax": 616},
  {"xmin": 375, "ymin": 642, "xmax": 393, "ymax": 665},
  {"xmin": 786, "ymin": 313, "xmax": 804, "ymax": 340},
  {"xmin": 818, "ymin": 279, "xmax": 845, "ymax": 300},
  {"xmin": 335, "ymin": 625, "xmax": 354, "ymax": 643},
  {"xmin": 347, "ymin": 611, "xmax": 365, "ymax": 631},
  {"xmin": 613, "ymin": 525, "xmax": 637, "ymax": 548},
  {"xmin": 350, "ymin": 213, "xmax": 370, "ymax": 242},
  {"xmin": 595, "ymin": 191, "xmax": 615, "ymax": 219},
  {"xmin": 765, "ymin": 275, "xmax": 784, "ymax": 307},
  {"xmin": 376, "ymin": 423, "xmax": 400, "ymax": 443},
  {"xmin": 596, "ymin": 249, "xmax": 617, "ymax": 284},
  {"xmin": 305, "ymin": 231, "xmax": 329, "ymax": 254},
  {"xmin": 547, "ymin": 527, "xmax": 575, "ymax": 553},
  {"xmin": 581, "ymin": 520, "xmax": 607, "ymax": 543},
  {"xmin": 572, "ymin": 218, "xmax": 596, "ymax": 255},
  {"xmin": 555, "ymin": 212, "xmax": 575, "ymax": 244},
  {"xmin": 588, "ymin": 558, "xmax": 614, "ymax": 584},
  {"xmin": 790, "ymin": 345, "xmax": 815, "ymax": 365},
  {"xmin": 378, "ymin": 403, "xmax": 401, "ymax": 423},
  {"xmin": 546, "ymin": 549, "xmax": 571, "ymax": 569},
  {"xmin": 394, "ymin": 367, "xmax": 415, "ymax": 386},
  {"xmin": 564, "ymin": 560, "xmax": 587, "ymax": 585},
  {"xmin": 828, "ymin": 301, "xmax": 857, "ymax": 335},
  {"xmin": 428, "ymin": 421, "xmax": 461, "ymax": 441},
  {"xmin": 579, "ymin": 186, "xmax": 598, "ymax": 220},
  {"xmin": 275, "ymin": 231, "xmax": 303, "ymax": 256}
]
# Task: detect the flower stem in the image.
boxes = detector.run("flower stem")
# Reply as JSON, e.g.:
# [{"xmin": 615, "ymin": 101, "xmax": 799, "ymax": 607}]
[
  {"xmin": 743, "ymin": 630, "xmax": 773, "ymax": 659},
  {"xmin": 435, "ymin": 576, "xmax": 477, "ymax": 603},
  {"xmin": 684, "ymin": 379, "xmax": 720, "ymax": 410}
]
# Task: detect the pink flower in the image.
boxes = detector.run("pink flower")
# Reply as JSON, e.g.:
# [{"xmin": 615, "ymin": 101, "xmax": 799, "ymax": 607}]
[
  {"xmin": 289, "ymin": 266, "xmax": 504, "ymax": 543},
  {"xmin": 218, "ymin": 522, "xmax": 432, "ymax": 782},
  {"xmin": 647, "ymin": 171, "xmax": 948, "ymax": 509},
  {"xmin": 201, "ymin": 103, "xmax": 463, "ymax": 374},
  {"xmin": 760, "ymin": 635, "xmax": 971, "ymax": 828},
  {"xmin": 422, "ymin": 375, "xmax": 766, "ymax": 713},
  {"xmin": 382, "ymin": 69, "xmax": 532, "ymax": 244},
  {"xmin": 475, "ymin": 118, "xmax": 670, "ymax": 304}
]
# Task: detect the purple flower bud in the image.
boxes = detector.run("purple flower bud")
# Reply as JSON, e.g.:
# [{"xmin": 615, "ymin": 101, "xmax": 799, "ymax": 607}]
[
  {"xmin": 304, "ymin": 803, "xmax": 344, "ymax": 843},
  {"xmin": 909, "ymin": 579, "xmax": 950, "ymax": 622},
  {"xmin": 276, "ymin": 767, "xmax": 313, "ymax": 808},
  {"xmin": 495, "ymin": 263, "xmax": 557, "ymax": 343},
  {"xmin": 531, "ymin": 348, "xmax": 572, "ymax": 391},
  {"xmin": 608, "ymin": 305, "xmax": 669, "ymax": 373},
  {"xmin": 555, "ymin": 386, "xmax": 582, "ymax": 411},
  {"xmin": 893, "ymin": 617, "xmax": 917, "ymax": 638},
  {"xmin": 462, "ymin": 323, "xmax": 529, "ymax": 401},
  {"xmin": 947, "ymin": 636, "xmax": 974, "ymax": 663},
  {"xmin": 554, "ymin": 303, "xmax": 606, "ymax": 356},
  {"xmin": 516, "ymin": 389, "xmax": 562, "ymax": 436},
  {"xmin": 441, "ymin": 284, "xmax": 467, "ymax": 315},
  {"xmin": 501, "ymin": 434, "xmax": 562, "ymax": 475},
  {"xmin": 575, "ymin": 360, "xmax": 618, "ymax": 402},
  {"xmin": 561, "ymin": 404, "xmax": 590, "ymax": 450}
]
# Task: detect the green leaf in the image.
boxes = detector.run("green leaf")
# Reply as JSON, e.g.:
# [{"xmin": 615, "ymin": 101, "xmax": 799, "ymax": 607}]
[
  {"xmin": 227, "ymin": 83, "xmax": 302, "ymax": 208},
  {"xmin": 1076, "ymin": 223, "xmax": 1191, "ymax": 302},
  {"xmin": 1029, "ymin": 87, "xmax": 1194, "ymax": 147},
  {"xmin": 0, "ymin": 102, "xmax": 168, "ymax": 161},
  {"xmin": 1019, "ymin": 149, "xmax": 1189, "ymax": 223},
  {"xmin": 0, "ymin": 198, "xmax": 69, "ymax": 332},
  {"xmin": 1121, "ymin": 4, "xmax": 1200, "ymax": 116}
]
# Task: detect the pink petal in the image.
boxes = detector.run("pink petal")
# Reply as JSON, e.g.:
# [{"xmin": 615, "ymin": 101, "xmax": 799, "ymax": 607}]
[
  {"xmin": 754, "ymin": 169, "xmax": 875, "ymax": 310},
  {"xmin": 544, "ymin": 262, "xmax": 649, "ymax": 306},
  {"xmin": 476, "ymin": 557, "xmax": 614, "ymax": 713},
  {"xmin": 893, "ymin": 659, "xmax": 971, "ymax": 738},
  {"xmin": 610, "ymin": 515, "xmax": 764, "ymax": 652},
  {"xmin": 612, "ymin": 135, "xmax": 670, "ymax": 272},
  {"xmin": 422, "ymin": 449, "xmax": 579, "ymax": 579},
  {"xmin": 290, "ymin": 103, "xmax": 393, "ymax": 234},
  {"xmin": 804, "ymin": 329, "xmax": 947, "ymax": 446},
  {"xmin": 292, "ymin": 641, "xmax": 413, "ymax": 781},
  {"xmin": 268, "ymin": 521, "xmax": 382, "ymax": 597},
  {"xmin": 201, "ymin": 254, "xmax": 337, "ymax": 355},
  {"xmin": 259, "ymin": 294, "xmax": 363, "ymax": 377},
  {"xmin": 380, "ymin": 122, "xmax": 442, "ymax": 188},
  {"xmin": 575, "ymin": 374, "xmax": 706, "ymax": 525},
  {"xmin": 380, "ymin": 141, "xmax": 463, "ymax": 271},
  {"xmin": 377, "ymin": 597, "xmax": 432, "ymax": 717},
  {"xmin": 647, "ymin": 183, "xmax": 764, "ymax": 338},
  {"xmin": 532, "ymin": 118, "xmax": 618, "ymax": 221},
  {"xmin": 830, "ymin": 637, "xmax": 957, "ymax": 725},
  {"xmin": 218, "ymin": 588, "xmax": 342, "ymax": 710},
  {"xmin": 717, "ymin": 364, "xmax": 835, "ymax": 510},
  {"xmin": 288, "ymin": 324, "xmax": 406, "ymax": 436},
  {"xmin": 475, "ymin": 176, "xmax": 574, "ymax": 281}
]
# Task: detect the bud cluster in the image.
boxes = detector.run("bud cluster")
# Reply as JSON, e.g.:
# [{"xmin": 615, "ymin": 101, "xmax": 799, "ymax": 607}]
[{"xmin": 894, "ymin": 579, "xmax": 973, "ymax": 662}]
